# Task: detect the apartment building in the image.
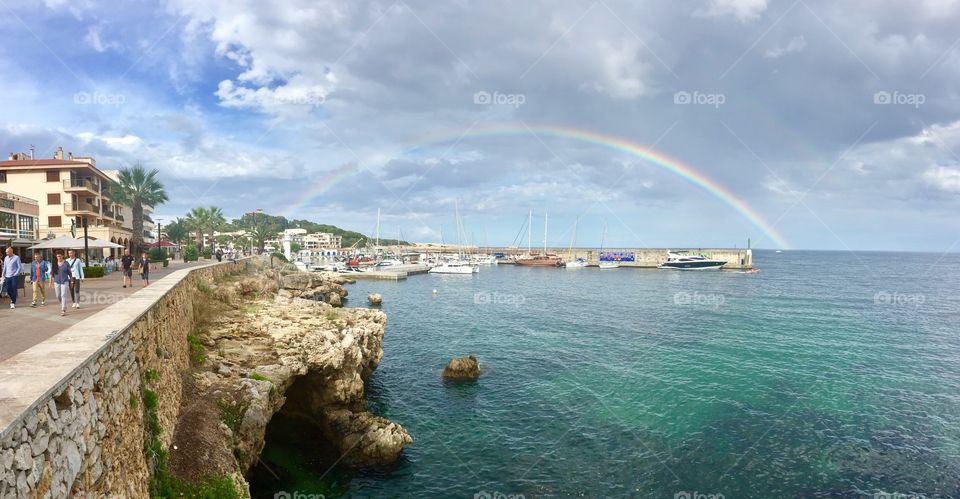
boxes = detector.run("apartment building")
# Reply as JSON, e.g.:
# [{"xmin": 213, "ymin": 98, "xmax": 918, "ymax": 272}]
[
  {"xmin": 0, "ymin": 148, "xmax": 133, "ymax": 254},
  {"xmin": 0, "ymin": 191, "xmax": 40, "ymax": 257}
]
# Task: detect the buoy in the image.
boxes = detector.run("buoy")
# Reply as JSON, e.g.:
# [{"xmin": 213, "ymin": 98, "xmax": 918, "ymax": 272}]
[{"xmin": 432, "ymin": 289, "xmax": 438, "ymax": 295}]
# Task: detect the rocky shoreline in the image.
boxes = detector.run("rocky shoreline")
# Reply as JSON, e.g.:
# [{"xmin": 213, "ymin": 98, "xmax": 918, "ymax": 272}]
[{"xmin": 165, "ymin": 264, "xmax": 411, "ymax": 493}]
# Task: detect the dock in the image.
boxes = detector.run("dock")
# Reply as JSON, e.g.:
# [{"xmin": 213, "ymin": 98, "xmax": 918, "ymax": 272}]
[{"xmin": 347, "ymin": 263, "xmax": 431, "ymax": 281}]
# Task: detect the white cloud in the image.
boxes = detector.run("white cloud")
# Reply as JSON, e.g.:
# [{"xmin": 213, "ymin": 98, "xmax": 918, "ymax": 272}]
[
  {"xmin": 84, "ymin": 25, "xmax": 116, "ymax": 53},
  {"xmin": 698, "ymin": 0, "xmax": 768, "ymax": 22},
  {"xmin": 585, "ymin": 39, "xmax": 650, "ymax": 99},
  {"xmin": 764, "ymin": 35, "xmax": 807, "ymax": 59},
  {"xmin": 923, "ymin": 166, "xmax": 960, "ymax": 193}
]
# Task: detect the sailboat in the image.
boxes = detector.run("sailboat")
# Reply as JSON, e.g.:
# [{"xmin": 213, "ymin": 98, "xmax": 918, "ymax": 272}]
[
  {"xmin": 597, "ymin": 222, "xmax": 619, "ymax": 269},
  {"xmin": 429, "ymin": 200, "xmax": 479, "ymax": 274},
  {"xmin": 516, "ymin": 211, "xmax": 563, "ymax": 267},
  {"xmin": 564, "ymin": 217, "xmax": 586, "ymax": 268}
]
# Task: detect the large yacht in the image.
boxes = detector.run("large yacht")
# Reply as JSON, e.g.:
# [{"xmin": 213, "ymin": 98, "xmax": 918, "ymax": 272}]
[{"xmin": 658, "ymin": 251, "xmax": 726, "ymax": 270}]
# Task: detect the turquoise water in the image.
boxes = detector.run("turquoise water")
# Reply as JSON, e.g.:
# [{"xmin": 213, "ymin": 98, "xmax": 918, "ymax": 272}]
[{"xmin": 252, "ymin": 250, "xmax": 960, "ymax": 498}]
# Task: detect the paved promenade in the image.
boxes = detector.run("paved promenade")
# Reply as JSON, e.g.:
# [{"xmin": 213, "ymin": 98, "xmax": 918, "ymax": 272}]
[{"xmin": 0, "ymin": 260, "xmax": 206, "ymax": 362}]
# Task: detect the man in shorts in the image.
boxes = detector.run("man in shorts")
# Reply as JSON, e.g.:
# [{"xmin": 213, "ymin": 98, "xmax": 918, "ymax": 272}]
[{"xmin": 120, "ymin": 249, "xmax": 134, "ymax": 288}]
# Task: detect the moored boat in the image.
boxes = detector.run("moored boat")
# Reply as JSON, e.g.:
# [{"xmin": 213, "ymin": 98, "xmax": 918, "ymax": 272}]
[
  {"xmin": 516, "ymin": 254, "xmax": 564, "ymax": 267},
  {"xmin": 658, "ymin": 251, "xmax": 726, "ymax": 270}
]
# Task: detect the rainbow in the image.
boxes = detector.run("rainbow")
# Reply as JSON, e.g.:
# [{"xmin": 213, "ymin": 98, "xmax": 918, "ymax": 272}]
[{"xmin": 281, "ymin": 124, "xmax": 790, "ymax": 249}]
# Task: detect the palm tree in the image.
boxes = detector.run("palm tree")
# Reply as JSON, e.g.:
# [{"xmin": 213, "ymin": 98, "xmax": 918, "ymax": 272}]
[
  {"xmin": 205, "ymin": 206, "xmax": 226, "ymax": 251},
  {"xmin": 165, "ymin": 218, "xmax": 188, "ymax": 246},
  {"xmin": 111, "ymin": 164, "xmax": 168, "ymax": 255},
  {"xmin": 185, "ymin": 207, "xmax": 209, "ymax": 251},
  {"xmin": 249, "ymin": 224, "xmax": 274, "ymax": 252}
]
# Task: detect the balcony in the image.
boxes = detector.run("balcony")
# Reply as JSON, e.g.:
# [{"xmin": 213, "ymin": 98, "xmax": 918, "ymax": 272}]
[
  {"xmin": 102, "ymin": 207, "xmax": 116, "ymax": 220},
  {"xmin": 63, "ymin": 178, "xmax": 101, "ymax": 195},
  {"xmin": 63, "ymin": 201, "xmax": 99, "ymax": 217}
]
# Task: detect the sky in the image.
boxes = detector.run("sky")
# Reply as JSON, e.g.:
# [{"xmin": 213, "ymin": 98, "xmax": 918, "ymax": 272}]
[{"xmin": 1, "ymin": 0, "xmax": 959, "ymax": 251}]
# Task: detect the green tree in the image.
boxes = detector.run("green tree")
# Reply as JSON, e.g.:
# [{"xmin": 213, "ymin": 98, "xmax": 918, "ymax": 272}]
[
  {"xmin": 110, "ymin": 164, "xmax": 169, "ymax": 255},
  {"xmin": 185, "ymin": 207, "xmax": 212, "ymax": 251},
  {"xmin": 205, "ymin": 206, "xmax": 226, "ymax": 251},
  {"xmin": 164, "ymin": 218, "xmax": 188, "ymax": 245},
  {"xmin": 249, "ymin": 224, "xmax": 275, "ymax": 252}
]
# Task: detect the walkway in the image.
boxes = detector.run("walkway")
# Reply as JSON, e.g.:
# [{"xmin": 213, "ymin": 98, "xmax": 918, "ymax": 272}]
[{"xmin": 0, "ymin": 260, "xmax": 208, "ymax": 362}]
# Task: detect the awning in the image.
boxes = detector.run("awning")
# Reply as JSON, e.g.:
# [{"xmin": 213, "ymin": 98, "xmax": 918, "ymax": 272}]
[{"xmin": 28, "ymin": 235, "xmax": 124, "ymax": 250}]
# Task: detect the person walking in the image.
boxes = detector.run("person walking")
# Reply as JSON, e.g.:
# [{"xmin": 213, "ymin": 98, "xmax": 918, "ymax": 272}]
[
  {"xmin": 3, "ymin": 247, "xmax": 22, "ymax": 309},
  {"xmin": 29, "ymin": 252, "xmax": 49, "ymax": 307},
  {"xmin": 120, "ymin": 249, "xmax": 134, "ymax": 288},
  {"xmin": 65, "ymin": 249, "xmax": 85, "ymax": 309},
  {"xmin": 52, "ymin": 252, "xmax": 71, "ymax": 316},
  {"xmin": 139, "ymin": 252, "xmax": 151, "ymax": 287}
]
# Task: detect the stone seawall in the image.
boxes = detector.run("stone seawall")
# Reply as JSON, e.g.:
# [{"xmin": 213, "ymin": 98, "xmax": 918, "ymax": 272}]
[{"xmin": 0, "ymin": 259, "xmax": 256, "ymax": 498}]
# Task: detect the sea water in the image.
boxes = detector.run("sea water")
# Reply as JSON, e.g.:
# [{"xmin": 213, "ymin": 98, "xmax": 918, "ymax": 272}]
[{"xmin": 250, "ymin": 250, "xmax": 960, "ymax": 498}]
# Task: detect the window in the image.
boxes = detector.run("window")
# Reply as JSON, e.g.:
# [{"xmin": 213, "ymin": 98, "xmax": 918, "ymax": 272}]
[
  {"xmin": 46, "ymin": 170, "xmax": 60, "ymax": 182},
  {"xmin": 18, "ymin": 215, "xmax": 34, "ymax": 239},
  {"xmin": 48, "ymin": 216, "xmax": 62, "ymax": 228},
  {"xmin": 0, "ymin": 172, "xmax": 6, "ymax": 183},
  {"xmin": 0, "ymin": 212, "xmax": 15, "ymax": 232},
  {"xmin": 47, "ymin": 193, "xmax": 61, "ymax": 205}
]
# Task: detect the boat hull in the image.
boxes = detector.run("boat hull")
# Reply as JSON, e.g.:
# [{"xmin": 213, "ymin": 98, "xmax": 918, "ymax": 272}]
[
  {"xmin": 516, "ymin": 255, "xmax": 563, "ymax": 267},
  {"xmin": 658, "ymin": 261, "xmax": 725, "ymax": 270}
]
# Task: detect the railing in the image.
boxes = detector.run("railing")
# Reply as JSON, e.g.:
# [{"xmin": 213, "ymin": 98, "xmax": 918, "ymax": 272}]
[
  {"xmin": 63, "ymin": 178, "xmax": 100, "ymax": 192},
  {"xmin": 0, "ymin": 191, "xmax": 39, "ymax": 206},
  {"xmin": 0, "ymin": 199, "xmax": 12, "ymax": 210},
  {"xmin": 63, "ymin": 202, "xmax": 98, "ymax": 214}
]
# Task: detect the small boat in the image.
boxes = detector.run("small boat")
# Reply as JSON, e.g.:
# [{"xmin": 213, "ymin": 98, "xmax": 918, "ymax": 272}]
[
  {"xmin": 471, "ymin": 254, "xmax": 497, "ymax": 265},
  {"xmin": 515, "ymin": 210, "xmax": 563, "ymax": 267},
  {"xmin": 516, "ymin": 254, "xmax": 564, "ymax": 267},
  {"xmin": 658, "ymin": 251, "xmax": 726, "ymax": 270},
  {"xmin": 429, "ymin": 261, "xmax": 478, "ymax": 274},
  {"xmin": 596, "ymin": 221, "xmax": 619, "ymax": 269},
  {"xmin": 564, "ymin": 258, "xmax": 587, "ymax": 269}
]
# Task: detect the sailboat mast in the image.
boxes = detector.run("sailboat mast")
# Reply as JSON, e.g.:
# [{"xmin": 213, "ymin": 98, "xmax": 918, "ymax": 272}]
[
  {"xmin": 527, "ymin": 210, "xmax": 532, "ymax": 254},
  {"xmin": 544, "ymin": 212, "xmax": 548, "ymax": 253},
  {"xmin": 455, "ymin": 200, "xmax": 463, "ymax": 259},
  {"xmin": 375, "ymin": 208, "xmax": 381, "ymax": 251}
]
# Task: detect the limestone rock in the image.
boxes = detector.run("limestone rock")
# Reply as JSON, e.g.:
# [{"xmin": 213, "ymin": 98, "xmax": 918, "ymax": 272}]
[
  {"xmin": 367, "ymin": 293, "xmax": 382, "ymax": 306},
  {"xmin": 442, "ymin": 355, "xmax": 481, "ymax": 379}
]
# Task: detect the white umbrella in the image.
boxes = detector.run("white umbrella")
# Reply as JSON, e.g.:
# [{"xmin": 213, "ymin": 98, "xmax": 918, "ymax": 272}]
[
  {"xmin": 28, "ymin": 236, "xmax": 124, "ymax": 250},
  {"xmin": 28, "ymin": 235, "xmax": 84, "ymax": 249},
  {"xmin": 85, "ymin": 239, "xmax": 124, "ymax": 249}
]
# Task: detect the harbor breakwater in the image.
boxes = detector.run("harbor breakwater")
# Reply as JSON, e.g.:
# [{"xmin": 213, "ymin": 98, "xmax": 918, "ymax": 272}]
[
  {"xmin": 417, "ymin": 247, "xmax": 754, "ymax": 269},
  {"xmin": 0, "ymin": 257, "xmax": 410, "ymax": 497}
]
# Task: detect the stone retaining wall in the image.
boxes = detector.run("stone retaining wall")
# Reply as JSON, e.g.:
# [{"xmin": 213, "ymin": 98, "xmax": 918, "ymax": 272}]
[{"xmin": 0, "ymin": 259, "xmax": 256, "ymax": 498}]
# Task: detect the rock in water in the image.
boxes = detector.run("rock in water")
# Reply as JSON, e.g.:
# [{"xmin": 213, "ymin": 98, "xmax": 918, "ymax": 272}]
[
  {"xmin": 368, "ymin": 293, "xmax": 382, "ymax": 306},
  {"xmin": 442, "ymin": 355, "xmax": 481, "ymax": 379}
]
